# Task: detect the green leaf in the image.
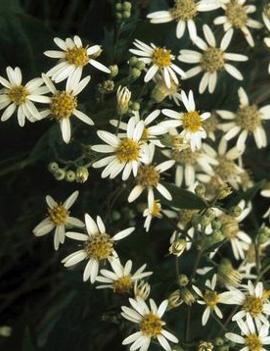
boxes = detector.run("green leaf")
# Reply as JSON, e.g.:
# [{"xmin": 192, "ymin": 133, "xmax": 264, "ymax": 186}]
[{"xmin": 161, "ymin": 182, "xmax": 206, "ymax": 209}]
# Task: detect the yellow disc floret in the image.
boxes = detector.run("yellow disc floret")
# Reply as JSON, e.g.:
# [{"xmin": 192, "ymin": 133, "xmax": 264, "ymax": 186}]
[
  {"xmin": 152, "ymin": 48, "xmax": 172, "ymax": 68},
  {"xmin": 8, "ymin": 85, "xmax": 29, "ymax": 105},
  {"xmin": 235, "ymin": 105, "xmax": 262, "ymax": 132},
  {"xmin": 113, "ymin": 276, "xmax": 133, "ymax": 294},
  {"xmin": 201, "ymin": 48, "xmax": 225, "ymax": 73},
  {"xmin": 170, "ymin": 0, "xmax": 198, "ymax": 21},
  {"xmin": 48, "ymin": 204, "xmax": 69, "ymax": 225},
  {"xmin": 243, "ymin": 295, "xmax": 264, "ymax": 317},
  {"xmin": 116, "ymin": 138, "xmax": 140, "ymax": 163},
  {"xmin": 140, "ymin": 313, "xmax": 163, "ymax": 337},
  {"xmin": 182, "ymin": 111, "xmax": 202, "ymax": 132},
  {"xmin": 226, "ymin": 1, "xmax": 248, "ymax": 28},
  {"xmin": 203, "ymin": 290, "xmax": 219, "ymax": 308},
  {"xmin": 245, "ymin": 334, "xmax": 262, "ymax": 351},
  {"xmin": 85, "ymin": 233, "xmax": 113, "ymax": 261},
  {"xmin": 137, "ymin": 165, "xmax": 160, "ymax": 187},
  {"xmin": 65, "ymin": 47, "xmax": 89, "ymax": 67},
  {"xmin": 50, "ymin": 91, "xmax": 77, "ymax": 120}
]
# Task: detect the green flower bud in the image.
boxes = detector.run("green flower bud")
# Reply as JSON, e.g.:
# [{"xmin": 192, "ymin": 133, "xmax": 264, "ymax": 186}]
[
  {"xmin": 123, "ymin": 1, "xmax": 132, "ymax": 11},
  {"xmin": 115, "ymin": 12, "xmax": 122, "ymax": 20},
  {"xmin": 65, "ymin": 170, "xmax": 76, "ymax": 182},
  {"xmin": 115, "ymin": 3, "xmax": 122, "ymax": 11},
  {"xmin": 219, "ymin": 346, "xmax": 230, "ymax": 351},
  {"xmin": 130, "ymin": 68, "xmax": 141, "ymax": 79},
  {"xmin": 214, "ymin": 337, "xmax": 224, "ymax": 346},
  {"xmin": 109, "ymin": 64, "xmax": 119, "ymax": 78},
  {"xmin": 54, "ymin": 168, "xmax": 66, "ymax": 181},
  {"xmin": 130, "ymin": 102, "xmax": 140, "ymax": 111},
  {"xmin": 76, "ymin": 167, "xmax": 89, "ymax": 183},
  {"xmin": 228, "ymin": 205, "xmax": 242, "ymax": 218},
  {"xmin": 122, "ymin": 10, "xmax": 131, "ymax": 19},
  {"xmin": 178, "ymin": 274, "xmax": 189, "ymax": 287},
  {"xmin": 129, "ymin": 56, "xmax": 138, "ymax": 66},
  {"xmin": 212, "ymin": 219, "xmax": 222, "ymax": 230},
  {"xmin": 135, "ymin": 60, "xmax": 145, "ymax": 70},
  {"xmin": 48, "ymin": 162, "xmax": 59, "ymax": 173}
]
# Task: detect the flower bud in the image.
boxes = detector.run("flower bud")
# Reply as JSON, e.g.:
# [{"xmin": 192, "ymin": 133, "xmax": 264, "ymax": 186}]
[
  {"xmin": 122, "ymin": 10, "xmax": 131, "ymax": 19},
  {"xmin": 65, "ymin": 170, "xmax": 76, "ymax": 182},
  {"xmin": 129, "ymin": 56, "xmax": 138, "ymax": 66},
  {"xmin": 151, "ymin": 77, "xmax": 180, "ymax": 103},
  {"xmin": 131, "ymin": 68, "xmax": 141, "ymax": 79},
  {"xmin": 169, "ymin": 239, "xmax": 186, "ymax": 257},
  {"xmin": 167, "ymin": 290, "xmax": 182, "ymax": 309},
  {"xmin": 217, "ymin": 258, "xmax": 242, "ymax": 287},
  {"xmin": 258, "ymin": 224, "xmax": 270, "ymax": 245},
  {"xmin": 228, "ymin": 205, "xmax": 242, "ymax": 218},
  {"xmin": 136, "ymin": 60, "xmax": 145, "ymax": 70},
  {"xmin": 117, "ymin": 85, "xmax": 131, "ymax": 115},
  {"xmin": 180, "ymin": 287, "xmax": 196, "ymax": 306},
  {"xmin": 130, "ymin": 102, "xmax": 140, "ymax": 111},
  {"xmin": 123, "ymin": 1, "xmax": 132, "ymax": 11},
  {"xmin": 178, "ymin": 274, "xmax": 189, "ymax": 287},
  {"xmin": 76, "ymin": 167, "xmax": 89, "ymax": 183},
  {"xmin": 109, "ymin": 64, "xmax": 119, "ymax": 78},
  {"xmin": 48, "ymin": 162, "xmax": 59, "ymax": 173},
  {"xmin": 214, "ymin": 337, "xmax": 224, "ymax": 346},
  {"xmin": 195, "ymin": 183, "xmax": 206, "ymax": 198},
  {"xmin": 54, "ymin": 168, "xmax": 65, "ymax": 181},
  {"xmin": 115, "ymin": 2, "xmax": 122, "ymax": 10},
  {"xmin": 198, "ymin": 341, "xmax": 214, "ymax": 351},
  {"xmin": 134, "ymin": 280, "xmax": 150, "ymax": 300},
  {"xmin": 0, "ymin": 326, "xmax": 11, "ymax": 337}
]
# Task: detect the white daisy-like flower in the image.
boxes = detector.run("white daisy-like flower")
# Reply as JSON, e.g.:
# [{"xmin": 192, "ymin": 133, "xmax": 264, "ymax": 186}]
[
  {"xmin": 192, "ymin": 274, "xmax": 234, "ymax": 326},
  {"xmin": 199, "ymin": 139, "xmax": 244, "ymax": 190},
  {"xmin": 162, "ymin": 90, "xmax": 211, "ymax": 150},
  {"xmin": 110, "ymin": 110, "xmax": 167, "ymax": 148},
  {"xmin": 226, "ymin": 315, "xmax": 270, "ymax": 351},
  {"xmin": 147, "ymin": 0, "xmax": 221, "ymax": 40},
  {"xmin": 128, "ymin": 144, "xmax": 175, "ymax": 203},
  {"xmin": 62, "ymin": 214, "xmax": 134, "ymax": 283},
  {"xmin": 44, "ymin": 35, "xmax": 110, "ymax": 84},
  {"xmin": 263, "ymin": 10, "xmax": 270, "ymax": 74},
  {"xmin": 92, "ymin": 116, "xmax": 150, "ymax": 181},
  {"xmin": 0, "ymin": 67, "xmax": 49, "ymax": 126},
  {"xmin": 121, "ymin": 297, "xmax": 178, "ymax": 351},
  {"xmin": 33, "ymin": 190, "xmax": 84, "ymax": 250},
  {"xmin": 178, "ymin": 25, "xmax": 248, "ymax": 94},
  {"xmin": 129, "ymin": 39, "xmax": 185, "ymax": 88},
  {"xmin": 217, "ymin": 87, "xmax": 270, "ymax": 151},
  {"xmin": 223, "ymin": 280, "xmax": 270, "ymax": 327},
  {"xmin": 40, "ymin": 73, "xmax": 93, "ymax": 143},
  {"xmin": 143, "ymin": 190, "xmax": 163, "ymax": 232},
  {"xmin": 214, "ymin": 0, "xmax": 262, "ymax": 47},
  {"xmin": 95, "ymin": 259, "xmax": 152, "ymax": 294}
]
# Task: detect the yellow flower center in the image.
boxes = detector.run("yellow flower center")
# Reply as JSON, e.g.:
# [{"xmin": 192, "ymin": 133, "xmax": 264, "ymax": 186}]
[
  {"xmin": 140, "ymin": 313, "xmax": 163, "ymax": 337},
  {"xmin": 170, "ymin": 0, "xmax": 198, "ymax": 21},
  {"xmin": 116, "ymin": 138, "xmax": 140, "ymax": 163},
  {"xmin": 137, "ymin": 165, "xmax": 160, "ymax": 187},
  {"xmin": 65, "ymin": 47, "xmax": 89, "ymax": 67},
  {"xmin": 236, "ymin": 105, "xmax": 262, "ymax": 132},
  {"xmin": 85, "ymin": 233, "xmax": 113, "ymax": 261},
  {"xmin": 172, "ymin": 146, "xmax": 199, "ymax": 165},
  {"xmin": 112, "ymin": 275, "xmax": 133, "ymax": 294},
  {"xmin": 243, "ymin": 295, "xmax": 264, "ymax": 317},
  {"xmin": 245, "ymin": 334, "xmax": 262, "ymax": 351},
  {"xmin": 48, "ymin": 204, "xmax": 69, "ymax": 225},
  {"xmin": 152, "ymin": 48, "xmax": 172, "ymax": 68},
  {"xmin": 201, "ymin": 48, "xmax": 225, "ymax": 73},
  {"xmin": 219, "ymin": 214, "xmax": 239, "ymax": 239},
  {"xmin": 182, "ymin": 111, "xmax": 202, "ymax": 132},
  {"xmin": 150, "ymin": 200, "xmax": 162, "ymax": 218},
  {"xmin": 50, "ymin": 91, "xmax": 77, "ymax": 120},
  {"xmin": 8, "ymin": 85, "xmax": 29, "ymax": 105},
  {"xmin": 226, "ymin": 1, "xmax": 248, "ymax": 28},
  {"xmin": 214, "ymin": 156, "xmax": 239, "ymax": 183},
  {"xmin": 203, "ymin": 290, "xmax": 219, "ymax": 308}
]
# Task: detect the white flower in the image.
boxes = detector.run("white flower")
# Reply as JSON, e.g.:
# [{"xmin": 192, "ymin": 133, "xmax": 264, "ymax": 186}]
[
  {"xmin": 33, "ymin": 190, "xmax": 84, "ymax": 250},
  {"xmin": 223, "ymin": 281, "xmax": 270, "ymax": 326},
  {"xmin": 193, "ymin": 274, "xmax": 234, "ymax": 326},
  {"xmin": 62, "ymin": 214, "xmax": 134, "ymax": 283},
  {"xmin": 217, "ymin": 87, "xmax": 270, "ymax": 151},
  {"xmin": 129, "ymin": 39, "xmax": 185, "ymax": 88},
  {"xmin": 226, "ymin": 316, "xmax": 270, "ymax": 351},
  {"xmin": 40, "ymin": 74, "xmax": 93, "ymax": 143},
  {"xmin": 162, "ymin": 90, "xmax": 211, "ymax": 150},
  {"xmin": 263, "ymin": 11, "xmax": 270, "ymax": 74},
  {"xmin": 128, "ymin": 143, "xmax": 175, "ymax": 203},
  {"xmin": 96, "ymin": 259, "xmax": 152, "ymax": 293},
  {"xmin": 110, "ymin": 110, "xmax": 167, "ymax": 148},
  {"xmin": 178, "ymin": 25, "xmax": 248, "ymax": 94},
  {"xmin": 121, "ymin": 297, "xmax": 178, "ymax": 351},
  {"xmin": 143, "ymin": 190, "xmax": 163, "ymax": 232},
  {"xmin": 147, "ymin": 0, "xmax": 221, "ymax": 40},
  {"xmin": 92, "ymin": 116, "xmax": 150, "ymax": 181},
  {"xmin": 261, "ymin": 187, "xmax": 270, "ymax": 220},
  {"xmin": 214, "ymin": 0, "xmax": 262, "ymax": 47},
  {"xmin": 44, "ymin": 35, "xmax": 110, "ymax": 84},
  {"xmin": 0, "ymin": 67, "xmax": 49, "ymax": 126}
]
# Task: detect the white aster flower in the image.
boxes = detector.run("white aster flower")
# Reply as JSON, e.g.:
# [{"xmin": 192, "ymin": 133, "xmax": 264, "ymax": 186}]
[
  {"xmin": 33, "ymin": 190, "xmax": 84, "ymax": 250},
  {"xmin": 214, "ymin": 0, "xmax": 262, "ymax": 47},
  {"xmin": 162, "ymin": 90, "xmax": 211, "ymax": 150},
  {"xmin": 143, "ymin": 190, "xmax": 163, "ymax": 232},
  {"xmin": 129, "ymin": 39, "xmax": 185, "ymax": 88},
  {"xmin": 44, "ymin": 35, "xmax": 110, "ymax": 84},
  {"xmin": 110, "ymin": 110, "xmax": 167, "ymax": 148},
  {"xmin": 41, "ymin": 73, "xmax": 93, "ymax": 143},
  {"xmin": 96, "ymin": 259, "xmax": 152, "ymax": 294},
  {"xmin": 121, "ymin": 297, "xmax": 178, "ymax": 351},
  {"xmin": 226, "ymin": 316, "xmax": 270, "ymax": 351},
  {"xmin": 147, "ymin": 0, "xmax": 221, "ymax": 40},
  {"xmin": 217, "ymin": 87, "xmax": 270, "ymax": 151},
  {"xmin": 193, "ymin": 274, "xmax": 233, "ymax": 326},
  {"xmin": 62, "ymin": 214, "xmax": 134, "ymax": 283},
  {"xmin": 178, "ymin": 25, "xmax": 248, "ymax": 94},
  {"xmin": 0, "ymin": 67, "xmax": 49, "ymax": 126},
  {"xmin": 128, "ymin": 144, "xmax": 175, "ymax": 203},
  {"xmin": 92, "ymin": 116, "xmax": 150, "ymax": 181}
]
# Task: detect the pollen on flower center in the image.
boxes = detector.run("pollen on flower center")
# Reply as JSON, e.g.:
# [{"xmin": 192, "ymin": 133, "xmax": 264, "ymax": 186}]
[
  {"xmin": 226, "ymin": 2, "xmax": 248, "ymax": 28},
  {"xmin": 48, "ymin": 204, "xmax": 69, "ymax": 225},
  {"xmin": 152, "ymin": 48, "xmax": 172, "ymax": 68},
  {"xmin": 112, "ymin": 275, "xmax": 133, "ymax": 294},
  {"xmin": 235, "ymin": 105, "xmax": 262, "ymax": 132},
  {"xmin": 65, "ymin": 47, "xmax": 89, "ymax": 67},
  {"xmin": 170, "ymin": 0, "xmax": 198, "ymax": 21},
  {"xmin": 137, "ymin": 165, "xmax": 160, "ymax": 187},
  {"xmin": 8, "ymin": 85, "xmax": 29, "ymax": 105},
  {"xmin": 245, "ymin": 334, "xmax": 262, "ymax": 351},
  {"xmin": 140, "ymin": 313, "xmax": 163, "ymax": 337},
  {"xmin": 150, "ymin": 200, "xmax": 162, "ymax": 218},
  {"xmin": 201, "ymin": 48, "xmax": 225, "ymax": 73},
  {"xmin": 214, "ymin": 156, "xmax": 238, "ymax": 182},
  {"xmin": 85, "ymin": 233, "xmax": 113, "ymax": 261},
  {"xmin": 203, "ymin": 290, "xmax": 219, "ymax": 307},
  {"xmin": 172, "ymin": 146, "xmax": 199, "ymax": 165},
  {"xmin": 243, "ymin": 295, "xmax": 264, "ymax": 316},
  {"xmin": 50, "ymin": 91, "xmax": 77, "ymax": 120},
  {"xmin": 116, "ymin": 138, "xmax": 140, "ymax": 163},
  {"xmin": 182, "ymin": 111, "xmax": 202, "ymax": 132},
  {"xmin": 219, "ymin": 214, "xmax": 239, "ymax": 239}
]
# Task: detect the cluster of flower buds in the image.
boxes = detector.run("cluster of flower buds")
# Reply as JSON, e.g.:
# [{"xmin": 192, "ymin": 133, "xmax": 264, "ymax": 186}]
[
  {"xmin": 115, "ymin": 1, "xmax": 132, "ymax": 22},
  {"xmin": 48, "ymin": 162, "xmax": 89, "ymax": 183}
]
